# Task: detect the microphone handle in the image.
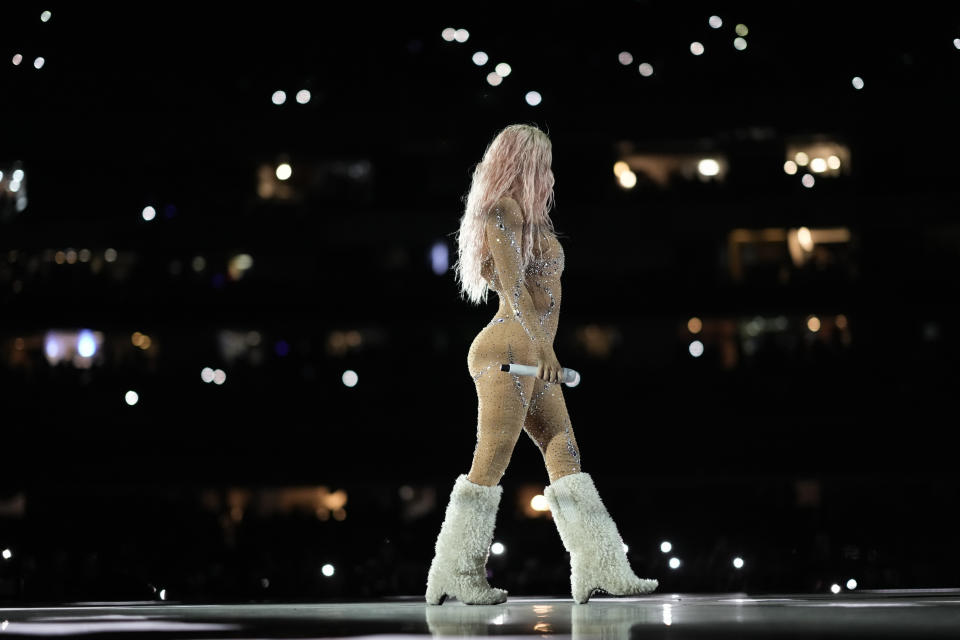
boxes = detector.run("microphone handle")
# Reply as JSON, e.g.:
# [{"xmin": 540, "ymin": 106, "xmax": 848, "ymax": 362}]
[{"xmin": 500, "ymin": 363, "xmax": 581, "ymax": 386}]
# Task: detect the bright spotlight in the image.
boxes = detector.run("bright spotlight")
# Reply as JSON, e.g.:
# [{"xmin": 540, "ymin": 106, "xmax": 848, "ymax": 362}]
[
  {"xmin": 709, "ymin": 15, "xmax": 722, "ymax": 28},
  {"xmin": 142, "ymin": 206, "xmax": 156, "ymax": 221},
  {"xmin": 321, "ymin": 563, "xmax": 335, "ymax": 576},
  {"xmin": 34, "ymin": 57, "xmax": 45, "ymax": 69},
  {"xmin": 669, "ymin": 557, "xmax": 681, "ymax": 569},
  {"xmin": 1, "ymin": 548, "xmax": 11, "ymax": 559},
  {"xmin": 276, "ymin": 163, "xmax": 292, "ymax": 180},
  {"xmin": 954, "ymin": 38, "xmax": 960, "ymax": 50},
  {"xmin": 472, "ymin": 51, "xmax": 488, "ymax": 65},
  {"xmin": 525, "ymin": 90, "xmax": 542, "ymax": 106},
  {"xmin": 698, "ymin": 158, "xmax": 720, "ymax": 176},
  {"xmin": 852, "ymin": 76, "xmax": 864, "ymax": 90},
  {"xmin": 618, "ymin": 170, "xmax": 637, "ymax": 188},
  {"xmin": 638, "ymin": 62, "xmax": 654, "ymax": 76},
  {"xmin": 212, "ymin": 369, "xmax": 226, "ymax": 385},
  {"xmin": 296, "ymin": 89, "xmax": 311, "ymax": 104},
  {"xmin": 660, "ymin": 541, "xmax": 672, "ymax": 553},
  {"xmin": 795, "ymin": 152, "xmax": 809, "ymax": 166},
  {"xmin": 12, "ymin": 53, "xmax": 22, "ymax": 65},
  {"xmin": 830, "ymin": 583, "xmax": 841, "ymax": 594},
  {"xmin": 690, "ymin": 42, "xmax": 704, "ymax": 55},
  {"xmin": 618, "ymin": 51, "xmax": 633, "ymax": 65},
  {"xmin": 735, "ymin": 23, "xmax": 748, "ymax": 36},
  {"xmin": 441, "ymin": 27, "xmax": 456, "ymax": 42},
  {"xmin": 77, "ymin": 329, "xmax": 97, "ymax": 358},
  {"xmin": 271, "ymin": 90, "xmax": 286, "ymax": 105},
  {"xmin": 201, "ymin": 367, "xmax": 215, "ymax": 383},
  {"xmin": 486, "ymin": 72, "xmax": 503, "ymax": 86},
  {"xmin": 806, "ymin": 315, "xmax": 821, "ymax": 332},
  {"xmin": 530, "ymin": 494, "xmax": 550, "ymax": 511},
  {"xmin": 342, "ymin": 369, "xmax": 359, "ymax": 387},
  {"xmin": 495, "ymin": 62, "xmax": 511, "ymax": 77},
  {"xmin": 734, "ymin": 37, "xmax": 747, "ymax": 50},
  {"xmin": 846, "ymin": 578, "xmax": 857, "ymax": 590},
  {"xmin": 827, "ymin": 155, "xmax": 841, "ymax": 169},
  {"xmin": 733, "ymin": 557, "xmax": 744, "ymax": 569},
  {"xmin": 40, "ymin": 10, "xmax": 52, "ymax": 22},
  {"xmin": 491, "ymin": 542, "xmax": 505, "ymax": 555},
  {"xmin": 125, "ymin": 390, "xmax": 139, "ymax": 406},
  {"xmin": 810, "ymin": 157, "xmax": 827, "ymax": 173},
  {"xmin": 801, "ymin": 174, "xmax": 815, "ymax": 188},
  {"xmin": 613, "ymin": 161, "xmax": 629, "ymax": 177},
  {"xmin": 784, "ymin": 160, "xmax": 798, "ymax": 175},
  {"xmin": 688, "ymin": 340, "xmax": 704, "ymax": 357},
  {"xmin": 797, "ymin": 226, "xmax": 813, "ymax": 251},
  {"xmin": 454, "ymin": 28, "xmax": 469, "ymax": 43}
]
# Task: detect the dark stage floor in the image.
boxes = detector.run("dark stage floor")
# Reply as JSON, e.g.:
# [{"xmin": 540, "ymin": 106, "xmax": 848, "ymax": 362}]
[{"xmin": 3, "ymin": 589, "xmax": 960, "ymax": 638}]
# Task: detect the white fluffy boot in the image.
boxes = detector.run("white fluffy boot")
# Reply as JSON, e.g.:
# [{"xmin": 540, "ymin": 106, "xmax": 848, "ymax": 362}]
[
  {"xmin": 544, "ymin": 471, "xmax": 659, "ymax": 604},
  {"xmin": 425, "ymin": 474, "xmax": 508, "ymax": 605}
]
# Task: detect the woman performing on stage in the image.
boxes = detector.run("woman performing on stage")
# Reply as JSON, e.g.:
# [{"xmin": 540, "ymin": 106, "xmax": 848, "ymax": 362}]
[{"xmin": 425, "ymin": 123, "xmax": 659, "ymax": 605}]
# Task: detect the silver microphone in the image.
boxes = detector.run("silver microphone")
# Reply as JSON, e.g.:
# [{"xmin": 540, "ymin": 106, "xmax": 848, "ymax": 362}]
[{"xmin": 500, "ymin": 363, "xmax": 581, "ymax": 386}]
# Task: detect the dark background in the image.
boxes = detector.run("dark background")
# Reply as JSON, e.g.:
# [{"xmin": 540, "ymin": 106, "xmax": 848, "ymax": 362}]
[{"xmin": 1, "ymin": 2, "xmax": 959, "ymax": 604}]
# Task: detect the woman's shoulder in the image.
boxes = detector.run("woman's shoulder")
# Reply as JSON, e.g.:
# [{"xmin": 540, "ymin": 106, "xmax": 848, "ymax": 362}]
[{"xmin": 486, "ymin": 196, "xmax": 523, "ymax": 228}]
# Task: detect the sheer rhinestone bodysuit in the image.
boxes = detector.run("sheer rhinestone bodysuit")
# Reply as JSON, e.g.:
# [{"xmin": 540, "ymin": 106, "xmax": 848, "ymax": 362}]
[{"xmin": 466, "ymin": 197, "xmax": 583, "ymax": 486}]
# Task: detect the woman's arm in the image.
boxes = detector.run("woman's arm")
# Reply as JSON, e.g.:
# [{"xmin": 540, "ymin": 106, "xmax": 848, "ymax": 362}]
[{"xmin": 484, "ymin": 197, "xmax": 550, "ymax": 345}]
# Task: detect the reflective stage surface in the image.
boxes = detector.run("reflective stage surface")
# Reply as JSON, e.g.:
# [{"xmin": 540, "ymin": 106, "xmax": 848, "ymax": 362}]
[{"xmin": 3, "ymin": 590, "xmax": 960, "ymax": 638}]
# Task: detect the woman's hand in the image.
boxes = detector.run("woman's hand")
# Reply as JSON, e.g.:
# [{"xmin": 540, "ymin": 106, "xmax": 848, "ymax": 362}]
[{"xmin": 536, "ymin": 342, "xmax": 564, "ymax": 383}]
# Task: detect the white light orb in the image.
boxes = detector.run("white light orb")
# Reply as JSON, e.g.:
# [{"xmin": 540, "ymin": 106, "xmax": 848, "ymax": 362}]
[
  {"xmin": 852, "ymin": 76, "xmax": 864, "ymax": 90},
  {"xmin": 296, "ymin": 89, "xmax": 311, "ymax": 104},
  {"xmin": 801, "ymin": 174, "xmax": 815, "ymax": 188},
  {"xmin": 212, "ymin": 369, "xmax": 226, "ymax": 385},
  {"xmin": 689, "ymin": 340, "xmax": 704, "ymax": 357},
  {"xmin": 12, "ymin": 53, "xmax": 23, "ymax": 66},
  {"xmin": 698, "ymin": 158, "xmax": 720, "ymax": 176},
  {"xmin": 810, "ymin": 157, "xmax": 827, "ymax": 173},
  {"xmin": 525, "ymin": 90, "xmax": 542, "ymax": 106},
  {"xmin": 733, "ymin": 556, "xmax": 744, "ymax": 569},
  {"xmin": 125, "ymin": 390, "xmax": 139, "ymax": 406},
  {"xmin": 276, "ymin": 163, "xmax": 292, "ymax": 180},
  {"xmin": 201, "ymin": 367, "xmax": 215, "ymax": 383},
  {"xmin": 784, "ymin": 160, "xmax": 798, "ymax": 175},
  {"xmin": 271, "ymin": 90, "xmax": 286, "ymax": 105},
  {"xmin": 638, "ymin": 62, "xmax": 654, "ymax": 76},
  {"xmin": 342, "ymin": 369, "xmax": 359, "ymax": 387},
  {"xmin": 495, "ymin": 62, "xmax": 511, "ymax": 77},
  {"xmin": 709, "ymin": 15, "xmax": 722, "ymax": 28},
  {"xmin": 618, "ymin": 51, "xmax": 633, "ymax": 65},
  {"xmin": 41, "ymin": 10, "xmax": 52, "ymax": 22},
  {"xmin": 441, "ymin": 27, "xmax": 456, "ymax": 41},
  {"xmin": 142, "ymin": 206, "xmax": 156, "ymax": 221},
  {"xmin": 660, "ymin": 541, "xmax": 672, "ymax": 553},
  {"xmin": 486, "ymin": 72, "xmax": 502, "ymax": 86},
  {"xmin": 34, "ymin": 57, "xmax": 45, "ymax": 69},
  {"xmin": 77, "ymin": 329, "xmax": 97, "ymax": 358},
  {"xmin": 669, "ymin": 557, "xmax": 681, "ymax": 569},
  {"xmin": 734, "ymin": 37, "xmax": 747, "ymax": 50},
  {"xmin": 830, "ymin": 583, "xmax": 841, "ymax": 594},
  {"xmin": 491, "ymin": 542, "xmax": 505, "ymax": 555},
  {"xmin": 827, "ymin": 155, "xmax": 841, "ymax": 169},
  {"xmin": 690, "ymin": 42, "xmax": 704, "ymax": 55},
  {"xmin": 618, "ymin": 170, "xmax": 637, "ymax": 188},
  {"xmin": 846, "ymin": 578, "xmax": 858, "ymax": 590},
  {"xmin": 454, "ymin": 28, "xmax": 469, "ymax": 43},
  {"xmin": 472, "ymin": 51, "xmax": 488, "ymax": 65},
  {"xmin": 321, "ymin": 563, "xmax": 335, "ymax": 576}
]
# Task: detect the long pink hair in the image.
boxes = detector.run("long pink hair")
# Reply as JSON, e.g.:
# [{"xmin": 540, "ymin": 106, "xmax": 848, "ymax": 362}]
[{"xmin": 452, "ymin": 123, "xmax": 557, "ymax": 306}]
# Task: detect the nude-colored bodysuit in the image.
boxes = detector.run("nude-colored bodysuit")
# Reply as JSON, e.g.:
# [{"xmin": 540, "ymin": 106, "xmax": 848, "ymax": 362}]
[{"xmin": 466, "ymin": 197, "xmax": 583, "ymax": 486}]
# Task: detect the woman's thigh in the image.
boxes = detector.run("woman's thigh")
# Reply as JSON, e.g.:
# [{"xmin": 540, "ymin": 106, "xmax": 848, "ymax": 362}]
[{"xmin": 522, "ymin": 378, "xmax": 583, "ymax": 480}]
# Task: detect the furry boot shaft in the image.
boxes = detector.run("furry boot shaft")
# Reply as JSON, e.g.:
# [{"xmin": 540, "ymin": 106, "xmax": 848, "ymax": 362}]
[
  {"xmin": 425, "ymin": 474, "xmax": 508, "ymax": 605},
  {"xmin": 544, "ymin": 471, "xmax": 659, "ymax": 604}
]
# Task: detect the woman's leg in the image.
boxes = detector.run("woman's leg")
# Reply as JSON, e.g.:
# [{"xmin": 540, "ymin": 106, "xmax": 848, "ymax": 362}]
[
  {"xmin": 522, "ymin": 378, "xmax": 583, "ymax": 484},
  {"xmin": 466, "ymin": 341, "xmax": 537, "ymax": 487}
]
